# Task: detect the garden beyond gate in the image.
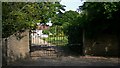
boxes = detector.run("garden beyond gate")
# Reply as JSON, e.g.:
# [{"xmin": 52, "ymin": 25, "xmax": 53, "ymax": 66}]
[{"xmin": 29, "ymin": 25, "xmax": 68, "ymax": 58}]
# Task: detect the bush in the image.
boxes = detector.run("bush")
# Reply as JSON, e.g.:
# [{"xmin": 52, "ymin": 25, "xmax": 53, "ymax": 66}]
[{"xmin": 42, "ymin": 30, "xmax": 49, "ymax": 34}]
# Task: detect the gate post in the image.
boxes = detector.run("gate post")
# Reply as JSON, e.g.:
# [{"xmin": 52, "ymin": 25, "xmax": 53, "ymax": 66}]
[{"xmin": 82, "ymin": 28, "xmax": 85, "ymax": 56}]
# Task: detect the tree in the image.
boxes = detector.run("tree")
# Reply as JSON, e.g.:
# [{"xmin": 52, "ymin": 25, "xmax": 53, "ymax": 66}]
[
  {"xmin": 61, "ymin": 10, "xmax": 79, "ymax": 35},
  {"xmin": 2, "ymin": 2, "xmax": 65, "ymax": 38},
  {"xmin": 57, "ymin": 10, "xmax": 84, "ymax": 54},
  {"xmin": 79, "ymin": 2, "xmax": 120, "ymax": 37}
]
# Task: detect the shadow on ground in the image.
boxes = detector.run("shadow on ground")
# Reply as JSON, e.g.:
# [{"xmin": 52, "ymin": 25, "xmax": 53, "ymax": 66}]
[{"xmin": 30, "ymin": 44, "xmax": 83, "ymax": 58}]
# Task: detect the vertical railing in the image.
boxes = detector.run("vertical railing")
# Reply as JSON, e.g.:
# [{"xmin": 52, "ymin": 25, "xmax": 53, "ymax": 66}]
[{"xmin": 29, "ymin": 30, "xmax": 32, "ymax": 53}]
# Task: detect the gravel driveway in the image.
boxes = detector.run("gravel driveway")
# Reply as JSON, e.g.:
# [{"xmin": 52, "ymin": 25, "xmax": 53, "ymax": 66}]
[{"xmin": 9, "ymin": 56, "xmax": 119, "ymax": 66}]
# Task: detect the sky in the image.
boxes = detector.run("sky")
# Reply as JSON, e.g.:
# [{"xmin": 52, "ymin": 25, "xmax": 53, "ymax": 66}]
[{"xmin": 60, "ymin": 0, "xmax": 85, "ymax": 11}]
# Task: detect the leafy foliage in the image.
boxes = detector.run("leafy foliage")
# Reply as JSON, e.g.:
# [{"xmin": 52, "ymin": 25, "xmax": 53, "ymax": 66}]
[
  {"xmin": 79, "ymin": 2, "xmax": 120, "ymax": 37},
  {"xmin": 61, "ymin": 11, "xmax": 79, "ymax": 35},
  {"xmin": 2, "ymin": 2, "xmax": 65, "ymax": 38}
]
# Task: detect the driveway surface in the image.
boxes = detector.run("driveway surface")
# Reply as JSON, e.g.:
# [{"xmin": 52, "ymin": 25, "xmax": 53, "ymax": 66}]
[{"xmin": 9, "ymin": 56, "xmax": 119, "ymax": 66}]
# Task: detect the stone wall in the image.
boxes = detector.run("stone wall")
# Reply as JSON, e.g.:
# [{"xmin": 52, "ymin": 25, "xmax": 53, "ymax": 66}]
[
  {"xmin": 84, "ymin": 34, "xmax": 119, "ymax": 57},
  {"xmin": 2, "ymin": 30, "xmax": 30, "ymax": 65}
]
